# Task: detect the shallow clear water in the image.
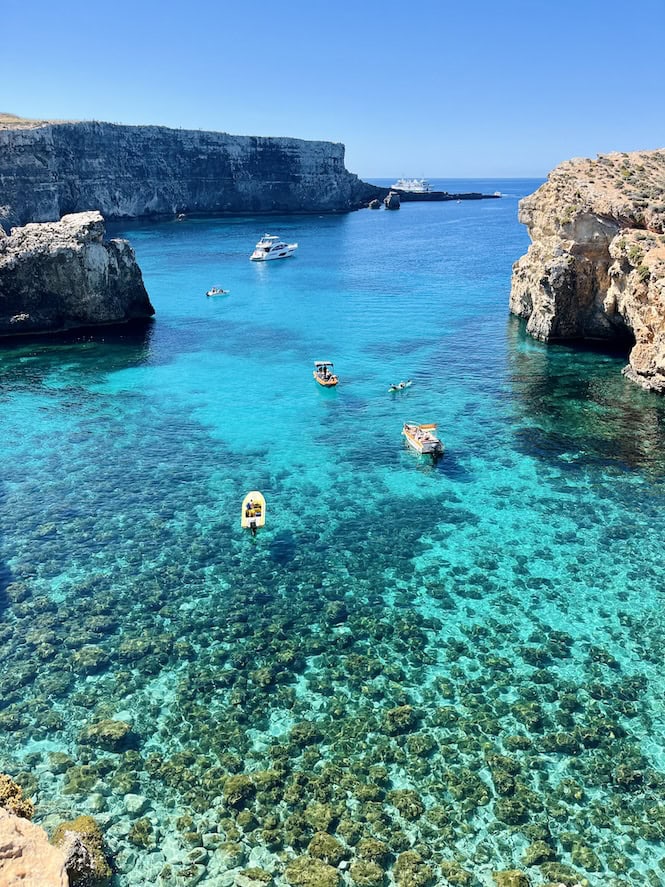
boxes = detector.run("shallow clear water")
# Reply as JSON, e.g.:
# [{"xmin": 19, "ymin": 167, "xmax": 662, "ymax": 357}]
[{"xmin": 2, "ymin": 180, "xmax": 665, "ymax": 886}]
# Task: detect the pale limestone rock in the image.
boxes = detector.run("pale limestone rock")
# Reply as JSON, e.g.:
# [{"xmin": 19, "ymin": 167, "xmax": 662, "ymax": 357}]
[
  {"xmin": 0, "ymin": 809, "xmax": 68, "ymax": 886},
  {"xmin": 510, "ymin": 149, "xmax": 665, "ymax": 391},
  {"xmin": 123, "ymin": 793, "xmax": 149, "ymax": 815},
  {"xmin": 0, "ymin": 211, "xmax": 154, "ymax": 337},
  {"xmin": 203, "ymin": 832, "xmax": 226, "ymax": 851}
]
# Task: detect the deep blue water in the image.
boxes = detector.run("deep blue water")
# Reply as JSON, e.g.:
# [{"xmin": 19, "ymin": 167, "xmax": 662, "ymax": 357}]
[{"xmin": 2, "ymin": 180, "xmax": 665, "ymax": 886}]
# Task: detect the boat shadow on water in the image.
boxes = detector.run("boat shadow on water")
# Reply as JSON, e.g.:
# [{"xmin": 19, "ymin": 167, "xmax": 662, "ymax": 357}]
[
  {"xmin": 432, "ymin": 450, "xmax": 474, "ymax": 482},
  {"xmin": 268, "ymin": 530, "xmax": 298, "ymax": 565}
]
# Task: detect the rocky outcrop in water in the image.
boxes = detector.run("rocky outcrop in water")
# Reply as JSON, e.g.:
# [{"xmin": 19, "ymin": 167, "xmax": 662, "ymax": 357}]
[
  {"xmin": 510, "ymin": 149, "xmax": 665, "ymax": 391},
  {"xmin": 51, "ymin": 816, "xmax": 111, "ymax": 886},
  {"xmin": 0, "ymin": 115, "xmax": 380, "ymax": 227},
  {"xmin": 383, "ymin": 191, "xmax": 401, "ymax": 210},
  {"xmin": 0, "ymin": 211, "xmax": 154, "ymax": 337},
  {"xmin": 0, "ymin": 810, "xmax": 68, "ymax": 886}
]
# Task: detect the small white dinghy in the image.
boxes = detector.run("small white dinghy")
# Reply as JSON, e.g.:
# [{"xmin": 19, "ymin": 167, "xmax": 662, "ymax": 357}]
[
  {"xmin": 206, "ymin": 286, "xmax": 230, "ymax": 297},
  {"xmin": 241, "ymin": 491, "xmax": 266, "ymax": 536}
]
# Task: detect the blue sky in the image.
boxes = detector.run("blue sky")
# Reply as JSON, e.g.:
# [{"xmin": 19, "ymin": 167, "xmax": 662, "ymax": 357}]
[{"xmin": 5, "ymin": 0, "xmax": 665, "ymax": 177}]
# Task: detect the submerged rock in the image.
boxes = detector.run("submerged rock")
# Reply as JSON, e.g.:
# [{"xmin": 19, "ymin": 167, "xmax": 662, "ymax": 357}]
[
  {"xmin": 510, "ymin": 149, "xmax": 665, "ymax": 391},
  {"xmin": 393, "ymin": 851, "xmax": 434, "ymax": 887},
  {"xmin": 522, "ymin": 840, "xmax": 555, "ymax": 866},
  {"xmin": 349, "ymin": 860, "xmax": 385, "ymax": 886},
  {"xmin": 383, "ymin": 705, "xmax": 420, "ymax": 735},
  {"xmin": 438, "ymin": 860, "xmax": 473, "ymax": 885},
  {"xmin": 79, "ymin": 718, "xmax": 133, "ymax": 751},
  {"xmin": 236, "ymin": 869, "xmax": 274, "ymax": 887},
  {"xmin": 307, "ymin": 832, "xmax": 347, "ymax": 866},
  {"xmin": 492, "ymin": 873, "xmax": 530, "ymax": 887},
  {"xmin": 0, "ymin": 211, "xmax": 154, "ymax": 337},
  {"xmin": 285, "ymin": 855, "xmax": 341, "ymax": 887}
]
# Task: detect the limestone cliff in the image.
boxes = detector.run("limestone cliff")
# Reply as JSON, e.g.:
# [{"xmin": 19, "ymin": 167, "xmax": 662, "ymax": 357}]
[
  {"xmin": 0, "ymin": 810, "xmax": 68, "ymax": 886},
  {"xmin": 0, "ymin": 115, "xmax": 379, "ymax": 227},
  {"xmin": 510, "ymin": 149, "xmax": 665, "ymax": 392},
  {"xmin": 0, "ymin": 211, "xmax": 154, "ymax": 336}
]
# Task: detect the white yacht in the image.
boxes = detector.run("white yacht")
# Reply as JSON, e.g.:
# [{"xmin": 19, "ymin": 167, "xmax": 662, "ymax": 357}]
[
  {"xmin": 391, "ymin": 178, "xmax": 433, "ymax": 193},
  {"xmin": 250, "ymin": 234, "xmax": 298, "ymax": 261}
]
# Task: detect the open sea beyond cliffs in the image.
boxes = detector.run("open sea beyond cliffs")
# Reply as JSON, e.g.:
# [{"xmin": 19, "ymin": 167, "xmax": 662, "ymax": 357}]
[{"xmin": 3, "ymin": 179, "xmax": 665, "ymax": 887}]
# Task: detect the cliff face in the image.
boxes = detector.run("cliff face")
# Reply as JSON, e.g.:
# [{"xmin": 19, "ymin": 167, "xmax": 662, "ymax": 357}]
[
  {"xmin": 510, "ymin": 149, "xmax": 665, "ymax": 392},
  {"xmin": 0, "ymin": 117, "xmax": 380, "ymax": 227},
  {"xmin": 0, "ymin": 211, "xmax": 154, "ymax": 337}
]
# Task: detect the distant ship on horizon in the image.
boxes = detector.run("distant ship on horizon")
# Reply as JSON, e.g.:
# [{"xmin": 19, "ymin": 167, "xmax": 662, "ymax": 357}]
[{"xmin": 391, "ymin": 177, "xmax": 433, "ymax": 193}]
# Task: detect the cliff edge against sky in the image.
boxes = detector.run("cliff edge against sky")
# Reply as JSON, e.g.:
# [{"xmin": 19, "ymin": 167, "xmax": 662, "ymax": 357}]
[
  {"xmin": 510, "ymin": 149, "xmax": 665, "ymax": 391},
  {"xmin": 0, "ymin": 114, "xmax": 379, "ymax": 227}
]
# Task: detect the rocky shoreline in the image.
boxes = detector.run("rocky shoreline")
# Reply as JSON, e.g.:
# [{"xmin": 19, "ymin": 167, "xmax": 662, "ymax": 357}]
[
  {"xmin": 0, "ymin": 211, "xmax": 154, "ymax": 337},
  {"xmin": 510, "ymin": 149, "xmax": 665, "ymax": 392}
]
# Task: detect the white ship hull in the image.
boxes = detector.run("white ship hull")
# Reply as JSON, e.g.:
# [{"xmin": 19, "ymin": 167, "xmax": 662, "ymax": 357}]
[{"xmin": 250, "ymin": 244, "xmax": 298, "ymax": 261}]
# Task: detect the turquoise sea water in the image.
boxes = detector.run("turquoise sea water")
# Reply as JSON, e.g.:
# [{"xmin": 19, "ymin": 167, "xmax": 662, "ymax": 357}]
[{"xmin": 2, "ymin": 179, "xmax": 665, "ymax": 886}]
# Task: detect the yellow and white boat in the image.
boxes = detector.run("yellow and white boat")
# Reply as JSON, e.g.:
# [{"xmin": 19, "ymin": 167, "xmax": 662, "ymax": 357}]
[
  {"xmin": 402, "ymin": 422, "xmax": 444, "ymax": 456},
  {"xmin": 313, "ymin": 361, "xmax": 338, "ymax": 387},
  {"xmin": 241, "ymin": 491, "xmax": 266, "ymax": 530}
]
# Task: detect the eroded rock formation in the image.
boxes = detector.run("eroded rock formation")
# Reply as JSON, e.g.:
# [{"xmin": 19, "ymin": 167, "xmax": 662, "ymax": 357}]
[
  {"xmin": 51, "ymin": 816, "xmax": 111, "ymax": 886},
  {"xmin": 0, "ymin": 115, "xmax": 380, "ymax": 227},
  {"xmin": 0, "ymin": 211, "xmax": 154, "ymax": 337},
  {"xmin": 510, "ymin": 149, "xmax": 665, "ymax": 391},
  {"xmin": 0, "ymin": 810, "xmax": 68, "ymax": 886}
]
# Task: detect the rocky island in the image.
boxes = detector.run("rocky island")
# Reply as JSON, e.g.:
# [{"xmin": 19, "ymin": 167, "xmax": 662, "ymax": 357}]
[
  {"xmin": 0, "ymin": 114, "xmax": 380, "ymax": 228},
  {"xmin": 0, "ymin": 211, "xmax": 154, "ymax": 337},
  {"xmin": 510, "ymin": 149, "xmax": 665, "ymax": 391}
]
